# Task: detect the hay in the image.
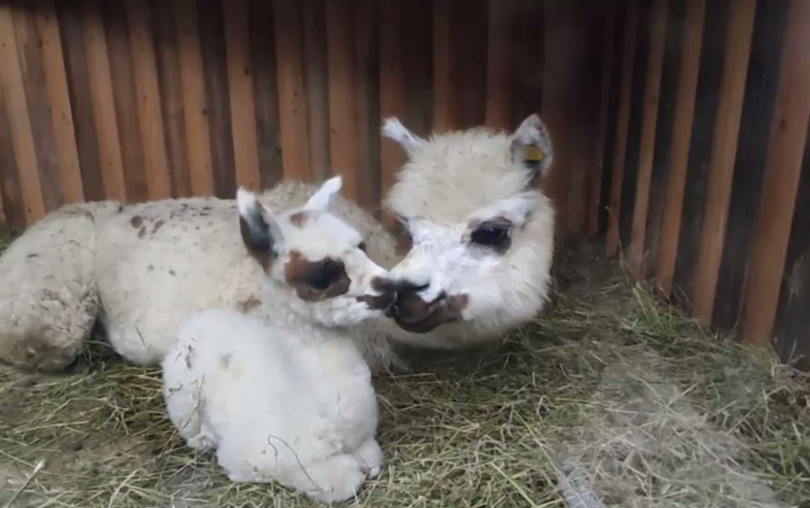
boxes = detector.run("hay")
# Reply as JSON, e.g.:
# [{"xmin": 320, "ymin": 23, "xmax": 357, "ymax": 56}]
[{"xmin": 0, "ymin": 238, "xmax": 808, "ymax": 508}]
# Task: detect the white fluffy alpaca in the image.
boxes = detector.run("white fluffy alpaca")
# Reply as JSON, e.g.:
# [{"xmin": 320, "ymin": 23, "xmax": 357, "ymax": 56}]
[
  {"xmin": 0, "ymin": 114, "xmax": 556, "ymax": 372},
  {"xmin": 163, "ymin": 179, "xmax": 389, "ymax": 502},
  {"xmin": 379, "ymin": 114, "xmax": 557, "ymax": 348}
]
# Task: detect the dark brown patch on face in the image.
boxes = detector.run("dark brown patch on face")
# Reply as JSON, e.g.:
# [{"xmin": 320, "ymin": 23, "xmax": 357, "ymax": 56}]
[
  {"xmin": 467, "ymin": 215, "xmax": 513, "ymax": 254},
  {"xmin": 137, "ymin": 226, "xmax": 146, "ymax": 239},
  {"xmin": 130, "ymin": 216, "xmax": 143, "ymax": 228},
  {"xmin": 237, "ymin": 296, "xmax": 262, "ymax": 312},
  {"xmin": 239, "ymin": 216, "xmax": 275, "ymax": 273},
  {"xmin": 289, "ymin": 210, "xmax": 312, "ymax": 228},
  {"xmin": 392, "ymin": 219, "xmax": 413, "ymax": 256},
  {"xmin": 152, "ymin": 219, "xmax": 165, "ymax": 234},
  {"xmin": 219, "ymin": 353, "xmax": 232, "ymax": 369},
  {"xmin": 284, "ymin": 251, "xmax": 351, "ymax": 302},
  {"xmin": 389, "ymin": 289, "xmax": 469, "ymax": 334},
  {"xmin": 356, "ymin": 276, "xmax": 397, "ymax": 311}
]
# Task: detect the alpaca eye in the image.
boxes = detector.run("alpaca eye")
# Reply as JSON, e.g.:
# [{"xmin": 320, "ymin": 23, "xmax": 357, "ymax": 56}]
[
  {"xmin": 470, "ymin": 224, "xmax": 510, "ymax": 250},
  {"xmin": 304, "ymin": 261, "xmax": 341, "ymax": 291},
  {"xmin": 357, "ymin": 241, "xmax": 367, "ymax": 253}
]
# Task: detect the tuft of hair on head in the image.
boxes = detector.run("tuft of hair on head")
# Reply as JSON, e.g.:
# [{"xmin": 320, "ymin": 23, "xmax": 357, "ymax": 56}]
[
  {"xmin": 382, "ymin": 117, "xmax": 427, "ymax": 157},
  {"xmin": 303, "ymin": 175, "xmax": 344, "ymax": 212},
  {"xmin": 509, "ymin": 113, "xmax": 555, "ymax": 179},
  {"xmin": 237, "ymin": 186, "xmax": 282, "ymax": 259}
]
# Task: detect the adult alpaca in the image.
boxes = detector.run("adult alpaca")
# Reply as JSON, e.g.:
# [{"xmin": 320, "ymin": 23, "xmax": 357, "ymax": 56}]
[{"xmin": 0, "ymin": 114, "xmax": 556, "ymax": 372}]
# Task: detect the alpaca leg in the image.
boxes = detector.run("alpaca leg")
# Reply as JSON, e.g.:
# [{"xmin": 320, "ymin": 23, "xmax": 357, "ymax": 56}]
[
  {"xmin": 353, "ymin": 438, "xmax": 383, "ymax": 479},
  {"xmin": 284, "ymin": 454, "xmax": 367, "ymax": 503},
  {"xmin": 0, "ymin": 203, "xmax": 119, "ymax": 371}
]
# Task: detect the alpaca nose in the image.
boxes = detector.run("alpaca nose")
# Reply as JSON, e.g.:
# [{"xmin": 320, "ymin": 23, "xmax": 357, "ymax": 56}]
[
  {"xmin": 361, "ymin": 277, "xmax": 398, "ymax": 311},
  {"xmin": 386, "ymin": 280, "xmax": 446, "ymax": 321}
]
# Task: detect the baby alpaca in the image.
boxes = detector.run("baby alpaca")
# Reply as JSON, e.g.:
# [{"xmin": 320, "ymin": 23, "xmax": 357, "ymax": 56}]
[{"xmin": 162, "ymin": 176, "xmax": 391, "ymax": 502}]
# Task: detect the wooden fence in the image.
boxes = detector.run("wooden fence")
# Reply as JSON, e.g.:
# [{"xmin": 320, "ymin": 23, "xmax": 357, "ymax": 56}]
[
  {"xmin": 0, "ymin": 0, "xmax": 604, "ymax": 234},
  {"xmin": 2, "ymin": 0, "xmax": 810, "ymax": 370},
  {"xmin": 595, "ymin": 0, "xmax": 810, "ymax": 370}
]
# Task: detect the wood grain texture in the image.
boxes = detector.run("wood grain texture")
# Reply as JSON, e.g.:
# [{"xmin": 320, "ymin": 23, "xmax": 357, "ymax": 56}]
[
  {"xmin": 485, "ymin": 0, "xmax": 515, "ymax": 131},
  {"xmin": 0, "ymin": 5, "xmax": 46, "ymax": 223},
  {"xmin": 272, "ymin": 0, "xmax": 310, "ymax": 182},
  {"xmin": 301, "ymin": 0, "xmax": 330, "ymax": 184},
  {"xmin": 104, "ymin": 1, "xmax": 147, "ymax": 203},
  {"xmin": 604, "ymin": 0, "xmax": 639, "ymax": 256},
  {"xmin": 13, "ymin": 6, "xmax": 62, "ymax": 213},
  {"xmin": 223, "ymin": 0, "xmax": 260, "ymax": 192},
  {"xmin": 379, "ymin": 0, "xmax": 407, "ymax": 216},
  {"xmin": 152, "ymin": 0, "xmax": 190, "ymax": 198},
  {"xmin": 627, "ymin": 0, "xmax": 668, "ymax": 275},
  {"xmin": 432, "ymin": 0, "xmax": 455, "ymax": 133},
  {"xmin": 325, "ymin": 0, "xmax": 359, "ymax": 201},
  {"xmin": 250, "ymin": 0, "xmax": 283, "ymax": 189},
  {"xmin": 82, "ymin": 0, "xmax": 126, "ymax": 202},
  {"xmin": 741, "ymin": 0, "xmax": 810, "ymax": 347},
  {"xmin": 690, "ymin": 0, "xmax": 756, "ymax": 324},
  {"xmin": 656, "ymin": 0, "xmax": 706, "ymax": 298},
  {"xmin": 34, "ymin": 0, "xmax": 84, "ymax": 205},
  {"xmin": 126, "ymin": 0, "xmax": 171, "ymax": 200},
  {"xmin": 587, "ymin": 0, "xmax": 617, "ymax": 237},
  {"xmin": 175, "ymin": 0, "xmax": 214, "ymax": 196}
]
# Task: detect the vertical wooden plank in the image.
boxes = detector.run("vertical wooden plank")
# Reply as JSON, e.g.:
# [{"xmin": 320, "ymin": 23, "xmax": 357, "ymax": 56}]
[
  {"xmin": 587, "ymin": 0, "xmax": 617, "ymax": 236},
  {"xmin": 126, "ymin": 0, "xmax": 171, "ymax": 201},
  {"xmin": 175, "ymin": 0, "xmax": 214, "ymax": 196},
  {"xmin": 223, "ymin": 0, "xmax": 261, "ymax": 192},
  {"xmin": 712, "ymin": 0, "xmax": 787, "ymax": 329},
  {"xmin": 511, "ymin": 0, "xmax": 544, "ymax": 127},
  {"xmin": 402, "ymin": 0, "xmax": 434, "ymax": 136},
  {"xmin": 325, "ymin": 0, "xmax": 359, "ymax": 200},
  {"xmin": 103, "ymin": 2, "xmax": 147, "ymax": 203},
  {"xmin": 13, "ymin": 7, "xmax": 63, "ymax": 213},
  {"xmin": 379, "ymin": 0, "xmax": 407, "ymax": 221},
  {"xmin": 0, "ymin": 178, "xmax": 5, "ymax": 225},
  {"xmin": 642, "ymin": 0, "xmax": 686, "ymax": 277},
  {"xmin": 34, "ymin": 0, "xmax": 84, "ymax": 205},
  {"xmin": 0, "ymin": 84, "xmax": 22, "ymax": 226},
  {"xmin": 627, "ymin": 0, "xmax": 668, "ymax": 275},
  {"xmin": 301, "ymin": 0, "xmax": 330, "ymax": 183},
  {"xmin": 82, "ymin": 0, "xmax": 126, "ymax": 202},
  {"xmin": 198, "ymin": 1, "xmax": 236, "ymax": 199},
  {"xmin": 485, "ymin": 0, "xmax": 515, "ymax": 131},
  {"xmin": 771, "ymin": 133, "xmax": 810, "ymax": 371},
  {"xmin": 0, "ymin": 6, "xmax": 46, "ymax": 223},
  {"xmin": 58, "ymin": 1, "xmax": 104, "ymax": 202},
  {"xmin": 656, "ymin": 0, "xmax": 706, "ymax": 298},
  {"xmin": 604, "ymin": 0, "xmax": 639, "ymax": 256},
  {"xmin": 151, "ymin": 0, "xmax": 190, "ymax": 198},
  {"xmin": 272, "ymin": 0, "xmax": 310, "ymax": 182},
  {"xmin": 432, "ymin": 0, "xmax": 455, "ymax": 133},
  {"xmin": 353, "ymin": 0, "xmax": 381, "ymax": 213},
  {"xmin": 457, "ymin": 0, "xmax": 488, "ymax": 129},
  {"xmin": 690, "ymin": 0, "xmax": 756, "ymax": 324},
  {"xmin": 250, "ymin": 0, "xmax": 283, "ymax": 189},
  {"xmin": 741, "ymin": 0, "xmax": 810, "ymax": 348}
]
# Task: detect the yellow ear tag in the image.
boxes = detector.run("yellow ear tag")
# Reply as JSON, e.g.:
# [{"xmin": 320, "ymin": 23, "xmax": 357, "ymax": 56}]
[{"xmin": 524, "ymin": 145, "xmax": 545, "ymax": 163}]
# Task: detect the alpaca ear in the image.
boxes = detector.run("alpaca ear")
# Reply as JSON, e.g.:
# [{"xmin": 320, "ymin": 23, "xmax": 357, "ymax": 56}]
[
  {"xmin": 304, "ymin": 175, "xmax": 343, "ymax": 211},
  {"xmin": 510, "ymin": 114, "xmax": 554, "ymax": 179},
  {"xmin": 237, "ymin": 187, "xmax": 283, "ymax": 258},
  {"xmin": 382, "ymin": 117, "xmax": 427, "ymax": 157}
]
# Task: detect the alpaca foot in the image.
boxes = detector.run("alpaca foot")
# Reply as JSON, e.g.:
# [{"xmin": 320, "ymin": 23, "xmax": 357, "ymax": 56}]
[
  {"xmin": 299, "ymin": 454, "xmax": 367, "ymax": 503},
  {"xmin": 354, "ymin": 438, "xmax": 383, "ymax": 479}
]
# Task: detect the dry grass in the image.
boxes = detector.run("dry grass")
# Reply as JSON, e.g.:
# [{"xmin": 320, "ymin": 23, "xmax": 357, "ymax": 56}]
[{"xmin": 0, "ymin": 238, "xmax": 808, "ymax": 508}]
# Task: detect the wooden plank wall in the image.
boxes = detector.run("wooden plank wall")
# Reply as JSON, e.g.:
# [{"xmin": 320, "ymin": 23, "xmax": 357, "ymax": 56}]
[
  {"xmin": 596, "ymin": 0, "xmax": 810, "ymax": 371},
  {"xmin": 0, "ymin": 0, "xmax": 604, "ymax": 236}
]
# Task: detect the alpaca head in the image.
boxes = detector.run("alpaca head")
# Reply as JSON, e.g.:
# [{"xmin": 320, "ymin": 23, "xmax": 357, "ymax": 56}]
[
  {"xmin": 380, "ymin": 114, "xmax": 556, "ymax": 344},
  {"xmin": 237, "ymin": 176, "xmax": 397, "ymax": 328}
]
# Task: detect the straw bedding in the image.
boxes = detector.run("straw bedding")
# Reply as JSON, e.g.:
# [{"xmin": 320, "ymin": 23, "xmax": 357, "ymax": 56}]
[{"xmin": 0, "ymin": 229, "xmax": 808, "ymax": 508}]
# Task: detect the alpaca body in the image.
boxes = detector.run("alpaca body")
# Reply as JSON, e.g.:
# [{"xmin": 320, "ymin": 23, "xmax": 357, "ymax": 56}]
[{"xmin": 163, "ymin": 308, "xmax": 381, "ymax": 503}]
